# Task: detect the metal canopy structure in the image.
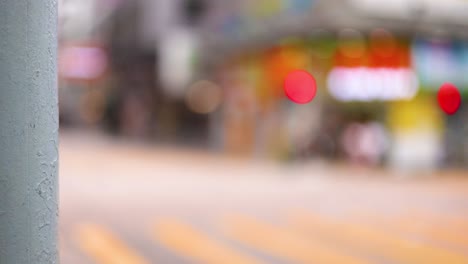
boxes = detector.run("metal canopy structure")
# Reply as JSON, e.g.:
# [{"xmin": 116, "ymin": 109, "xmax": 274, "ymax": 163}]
[{"xmin": 200, "ymin": 0, "xmax": 468, "ymax": 59}]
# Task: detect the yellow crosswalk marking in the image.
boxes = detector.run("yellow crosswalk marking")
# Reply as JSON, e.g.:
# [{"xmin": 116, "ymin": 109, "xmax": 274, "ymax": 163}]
[
  {"xmin": 153, "ymin": 218, "xmax": 263, "ymax": 264},
  {"xmin": 221, "ymin": 215, "xmax": 373, "ymax": 264},
  {"xmin": 290, "ymin": 212, "xmax": 468, "ymax": 264},
  {"xmin": 396, "ymin": 218, "xmax": 468, "ymax": 249},
  {"xmin": 75, "ymin": 223, "xmax": 149, "ymax": 264},
  {"xmin": 397, "ymin": 208, "xmax": 468, "ymax": 227},
  {"xmin": 354, "ymin": 212, "xmax": 468, "ymax": 249}
]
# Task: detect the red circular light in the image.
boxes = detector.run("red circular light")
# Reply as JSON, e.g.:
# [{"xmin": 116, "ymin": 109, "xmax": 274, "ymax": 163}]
[
  {"xmin": 284, "ymin": 70, "xmax": 317, "ymax": 104},
  {"xmin": 438, "ymin": 83, "xmax": 461, "ymax": 115}
]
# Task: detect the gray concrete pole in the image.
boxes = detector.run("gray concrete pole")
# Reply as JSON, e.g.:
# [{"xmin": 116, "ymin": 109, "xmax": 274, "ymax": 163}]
[{"xmin": 0, "ymin": 0, "xmax": 58, "ymax": 263}]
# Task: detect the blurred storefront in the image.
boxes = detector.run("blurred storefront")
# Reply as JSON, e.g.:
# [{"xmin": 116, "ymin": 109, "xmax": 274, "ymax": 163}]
[
  {"xmin": 200, "ymin": 0, "xmax": 468, "ymax": 169},
  {"xmin": 412, "ymin": 37, "xmax": 468, "ymax": 167},
  {"xmin": 57, "ymin": 0, "xmax": 468, "ymax": 170}
]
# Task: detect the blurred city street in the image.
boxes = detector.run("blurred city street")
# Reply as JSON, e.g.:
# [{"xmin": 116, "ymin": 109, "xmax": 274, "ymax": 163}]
[
  {"xmin": 60, "ymin": 131, "xmax": 468, "ymax": 264},
  {"xmin": 3, "ymin": 0, "xmax": 468, "ymax": 263}
]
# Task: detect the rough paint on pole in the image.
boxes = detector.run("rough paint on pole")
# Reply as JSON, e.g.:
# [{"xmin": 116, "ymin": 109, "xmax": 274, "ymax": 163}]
[{"xmin": 0, "ymin": 0, "xmax": 58, "ymax": 263}]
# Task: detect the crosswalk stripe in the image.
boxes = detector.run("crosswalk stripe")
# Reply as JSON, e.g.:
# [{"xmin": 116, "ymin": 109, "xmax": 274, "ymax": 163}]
[
  {"xmin": 398, "ymin": 208, "xmax": 468, "ymax": 227},
  {"xmin": 353, "ymin": 212, "xmax": 468, "ymax": 249},
  {"xmin": 221, "ymin": 215, "xmax": 373, "ymax": 264},
  {"xmin": 290, "ymin": 211, "xmax": 468, "ymax": 264},
  {"xmin": 395, "ymin": 217, "xmax": 468, "ymax": 249},
  {"xmin": 75, "ymin": 223, "xmax": 149, "ymax": 264},
  {"xmin": 153, "ymin": 218, "xmax": 263, "ymax": 264}
]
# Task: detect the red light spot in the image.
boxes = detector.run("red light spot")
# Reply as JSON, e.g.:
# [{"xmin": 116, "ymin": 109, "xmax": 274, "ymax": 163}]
[
  {"xmin": 284, "ymin": 70, "xmax": 317, "ymax": 104},
  {"xmin": 438, "ymin": 83, "xmax": 461, "ymax": 115}
]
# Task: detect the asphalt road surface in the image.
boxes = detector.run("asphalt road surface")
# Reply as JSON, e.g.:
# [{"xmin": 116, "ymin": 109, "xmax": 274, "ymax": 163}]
[{"xmin": 60, "ymin": 131, "xmax": 468, "ymax": 264}]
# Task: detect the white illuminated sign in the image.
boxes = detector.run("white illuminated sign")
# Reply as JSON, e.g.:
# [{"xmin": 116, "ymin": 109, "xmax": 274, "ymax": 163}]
[
  {"xmin": 159, "ymin": 28, "xmax": 198, "ymax": 98},
  {"xmin": 327, "ymin": 67, "xmax": 419, "ymax": 101}
]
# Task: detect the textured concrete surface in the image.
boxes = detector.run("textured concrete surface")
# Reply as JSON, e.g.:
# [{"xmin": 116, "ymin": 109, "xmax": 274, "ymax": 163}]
[{"xmin": 0, "ymin": 1, "xmax": 58, "ymax": 263}]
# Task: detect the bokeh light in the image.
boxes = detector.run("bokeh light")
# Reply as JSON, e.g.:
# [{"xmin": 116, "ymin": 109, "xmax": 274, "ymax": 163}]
[
  {"xmin": 60, "ymin": 46, "xmax": 107, "ymax": 80},
  {"xmin": 185, "ymin": 80, "xmax": 223, "ymax": 114},
  {"xmin": 328, "ymin": 67, "xmax": 419, "ymax": 101},
  {"xmin": 438, "ymin": 83, "xmax": 461, "ymax": 115},
  {"xmin": 370, "ymin": 28, "xmax": 397, "ymax": 58},
  {"xmin": 284, "ymin": 70, "xmax": 317, "ymax": 104},
  {"xmin": 308, "ymin": 29, "xmax": 337, "ymax": 59},
  {"xmin": 337, "ymin": 29, "xmax": 367, "ymax": 59}
]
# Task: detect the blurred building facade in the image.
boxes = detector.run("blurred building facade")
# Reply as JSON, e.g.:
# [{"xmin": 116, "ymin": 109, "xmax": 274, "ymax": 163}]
[{"xmin": 58, "ymin": 0, "xmax": 468, "ymax": 170}]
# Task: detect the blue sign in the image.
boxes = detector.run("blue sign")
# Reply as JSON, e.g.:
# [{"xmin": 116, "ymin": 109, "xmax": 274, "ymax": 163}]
[{"xmin": 412, "ymin": 38, "xmax": 468, "ymax": 90}]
